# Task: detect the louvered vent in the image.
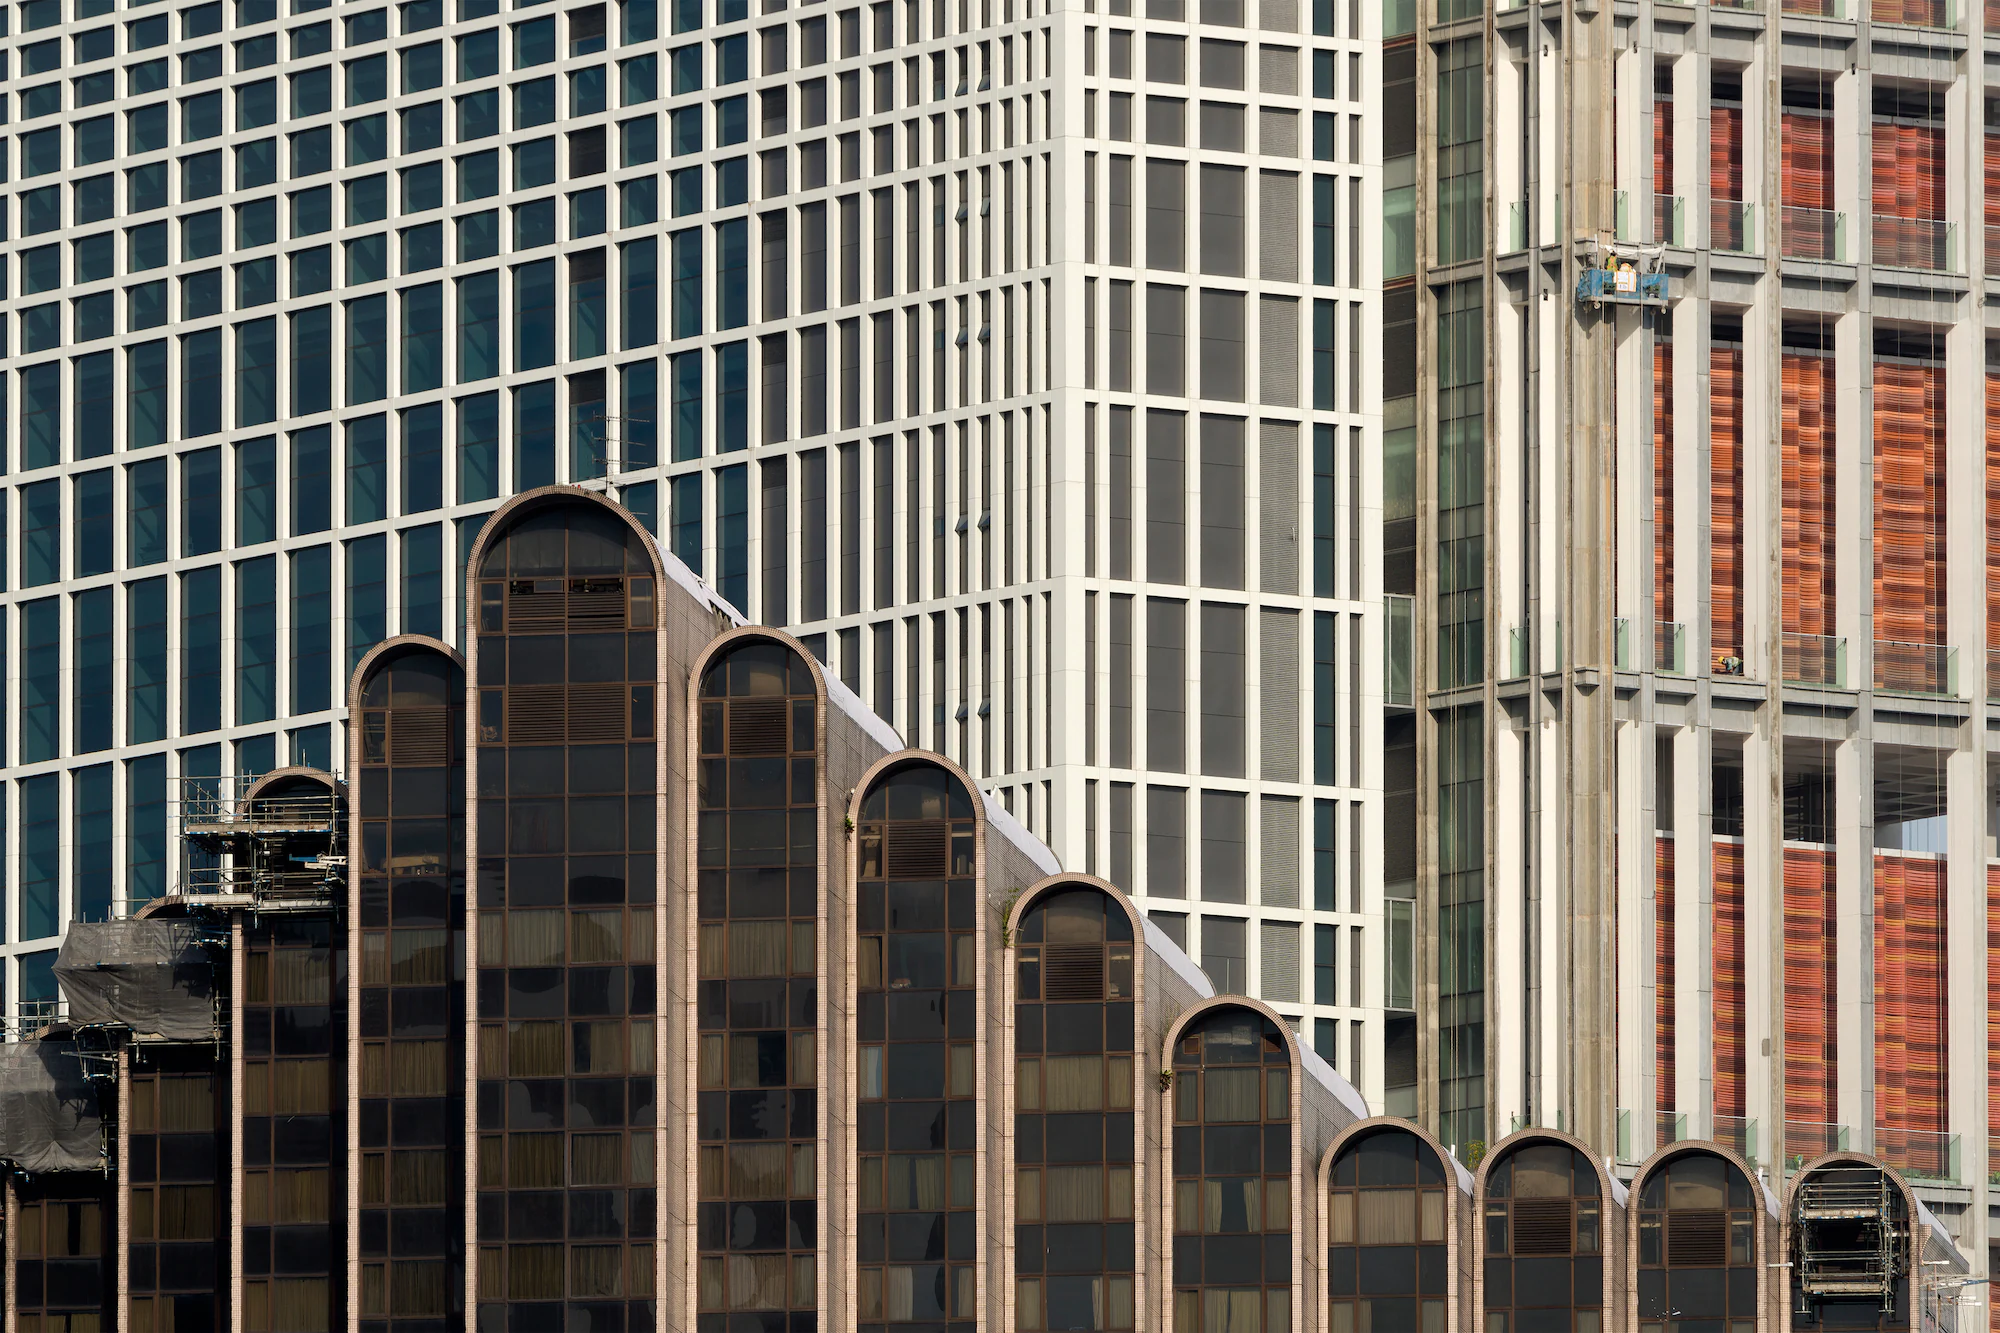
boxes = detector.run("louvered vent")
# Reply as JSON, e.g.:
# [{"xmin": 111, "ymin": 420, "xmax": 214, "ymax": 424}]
[
  {"xmin": 392, "ymin": 711, "xmax": 449, "ymax": 766},
  {"xmin": 728, "ymin": 700, "xmax": 791, "ymax": 755},
  {"xmin": 1042, "ymin": 944, "xmax": 1106, "ymax": 1002},
  {"xmin": 508, "ymin": 685, "xmax": 566, "ymax": 744},
  {"xmin": 568, "ymin": 577, "xmax": 627, "ymax": 629},
  {"xmin": 508, "ymin": 579, "xmax": 567, "ymax": 632},
  {"xmin": 884, "ymin": 823, "xmax": 949, "ymax": 879},
  {"xmin": 1510, "ymin": 1199, "xmax": 1574, "ymax": 1256},
  {"xmin": 1667, "ymin": 1210, "xmax": 1729, "ymax": 1266},
  {"xmin": 568, "ymin": 684, "xmax": 627, "ymax": 743}
]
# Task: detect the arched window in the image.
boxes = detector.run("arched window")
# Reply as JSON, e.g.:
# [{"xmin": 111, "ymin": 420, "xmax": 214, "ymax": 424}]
[
  {"xmin": 353, "ymin": 647, "xmax": 464, "ymax": 1328},
  {"xmin": 695, "ymin": 638, "xmax": 821, "ymax": 1330},
  {"xmin": 1636, "ymin": 1151, "xmax": 1758, "ymax": 1333},
  {"xmin": 1789, "ymin": 1163, "xmax": 1909, "ymax": 1332},
  {"xmin": 470, "ymin": 501, "xmax": 660, "ymax": 1333},
  {"xmin": 1013, "ymin": 886, "xmax": 1138, "ymax": 1333},
  {"xmin": 1326, "ymin": 1127, "xmax": 1450, "ymax": 1333},
  {"xmin": 1482, "ymin": 1141, "xmax": 1605, "ymax": 1333},
  {"xmin": 854, "ymin": 762, "xmax": 979, "ymax": 1333},
  {"xmin": 1171, "ymin": 1006, "xmax": 1292, "ymax": 1333}
]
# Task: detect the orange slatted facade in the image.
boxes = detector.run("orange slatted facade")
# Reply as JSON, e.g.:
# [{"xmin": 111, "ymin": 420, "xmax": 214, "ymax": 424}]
[
  {"xmin": 1655, "ymin": 342, "xmax": 1674, "ymax": 623},
  {"xmin": 1711, "ymin": 105, "xmax": 1743, "ymax": 202},
  {"xmin": 1782, "ymin": 846, "xmax": 1837, "ymax": 1126},
  {"xmin": 1711, "ymin": 346, "xmax": 1744, "ymax": 669},
  {"xmin": 1783, "ymin": 112, "xmax": 1833, "ymax": 210},
  {"xmin": 1873, "ymin": 854, "xmax": 1947, "ymax": 1138},
  {"xmin": 1712, "ymin": 839, "xmax": 1745, "ymax": 1119},
  {"xmin": 1986, "ymin": 133, "xmax": 2000, "ymax": 235},
  {"xmin": 1988, "ymin": 370, "xmax": 2000, "ymax": 652},
  {"xmin": 1872, "ymin": 122, "xmax": 1946, "ymax": 221},
  {"xmin": 1872, "ymin": 361, "xmax": 1946, "ymax": 650},
  {"xmin": 1656, "ymin": 101, "xmax": 1674, "ymax": 196},
  {"xmin": 1781, "ymin": 350, "xmax": 1836, "ymax": 637},
  {"xmin": 1988, "ymin": 866, "xmax": 2000, "ymax": 1147},
  {"xmin": 1656, "ymin": 835, "xmax": 1676, "ymax": 1113}
]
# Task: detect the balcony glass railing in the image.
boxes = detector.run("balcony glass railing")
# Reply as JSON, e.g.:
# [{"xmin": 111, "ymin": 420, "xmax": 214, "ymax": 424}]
[
  {"xmin": 1712, "ymin": 0, "xmax": 1761, "ymax": 10},
  {"xmin": 1873, "ymin": 214, "xmax": 1955, "ymax": 271},
  {"xmin": 1784, "ymin": 1120, "xmax": 1849, "ymax": 1170},
  {"xmin": 1657, "ymin": 1111, "xmax": 1688, "ymax": 1150},
  {"xmin": 1509, "ymin": 625, "xmax": 1529, "ymax": 679},
  {"xmin": 1655, "ymin": 621, "xmax": 1686, "ymax": 674},
  {"xmin": 1783, "ymin": 0, "xmax": 1843, "ymax": 14},
  {"xmin": 1781, "ymin": 206, "xmax": 1844, "ymax": 261},
  {"xmin": 1384, "ymin": 594, "xmax": 1414, "ymax": 708},
  {"xmin": 1713, "ymin": 1115, "xmax": 1759, "ymax": 1166},
  {"xmin": 1614, "ymin": 617, "xmax": 1631, "ymax": 670},
  {"xmin": 1783, "ymin": 631, "xmax": 1846, "ymax": 687},
  {"xmin": 1874, "ymin": 640, "xmax": 1956, "ymax": 695},
  {"xmin": 1876, "ymin": 1126, "xmax": 1957, "ymax": 1182},
  {"xmin": 1654, "ymin": 194, "xmax": 1684, "ymax": 245},
  {"xmin": 1986, "ymin": 225, "xmax": 2000, "ymax": 277},
  {"xmin": 1712, "ymin": 199, "xmax": 1756, "ymax": 253},
  {"xmin": 1987, "ymin": 647, "xmax": 2000, "ymax": 701},
  {"xmin": 1508, "ymin": 202, "xmax": 1529, "ymax": 252}
]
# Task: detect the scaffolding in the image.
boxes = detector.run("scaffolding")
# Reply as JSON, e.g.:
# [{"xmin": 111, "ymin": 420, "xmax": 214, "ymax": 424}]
[
  {"xmin": 164, "ymin": 771, "xmax": 347, "ymax": 914},
  {"xmin": 1793, "ymin": 1166, "xmax": 1908, "ymax": 1316}
]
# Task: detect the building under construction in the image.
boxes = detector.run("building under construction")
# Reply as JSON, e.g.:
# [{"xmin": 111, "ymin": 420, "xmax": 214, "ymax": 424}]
[{"xmin": 0, "ymin": 488, "xmax": 1975, "ymax": 1333}]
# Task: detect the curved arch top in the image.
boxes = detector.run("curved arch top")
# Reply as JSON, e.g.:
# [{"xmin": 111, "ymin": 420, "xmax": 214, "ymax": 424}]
[
  {"xmin": 1629, "ymin": 1139, "xmax": 1778, "ymax": 1219},
  {"xmin": 1472, "ymin": 1126, "xmax": 1629, "ymax": 1207},
  {"xmin": 688, "ymin": 625, "xmax": 829, "ymax": 706},
  {"xmin": 462, "ymin": 483, "xmax": 665, "ymax": 589},
  {"xmin": 852, "ymin": 751, "xmax": 979, "ymax": 822},
  {"xmin": 1163, "ymin": 993, "xmax": 1305, "ymax": 1072},
  {"xmin": 347, "ymin": 632, "xmax": 466, "ymax": 713},
  {"xmin": 1006, "ymin": 872, "xmax": 1144, "ymax": 943},
  {"xmin": 241, "ymin": 764, "xmax": 344, "ymax": 802},
  {"xmin": 1320, "ymin": 1115, "xmax": 1476, "ymax": 1197}
]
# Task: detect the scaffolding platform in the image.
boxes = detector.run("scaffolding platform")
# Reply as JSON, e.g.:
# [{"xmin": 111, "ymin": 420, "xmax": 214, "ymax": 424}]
[{"xmin": 166, "ymin": 770, "xmax": 347, "ymax": 914}]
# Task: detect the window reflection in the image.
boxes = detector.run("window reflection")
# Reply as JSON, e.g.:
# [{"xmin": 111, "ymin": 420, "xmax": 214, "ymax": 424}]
[
  {"xmin": 1170, "ymin": 1007, "xmax": 1293, "ymax": 1333},
  {"xmin": 1014, "ymin": 887, "xmax": 1138, "ymax": 1332},
  {"xmin": 1481, "ymin": 1141, "xmax": 1605, "ymax": 1333},
  {"xmin": 472, "ymin": 502, "xmax": 658, "ymax": 1333},
  {"xmin": 856, "ymin": 762, "xmax": 979, "ymax": 1333},
  {"xmin": 1636, "ymin": 1152, "xmax": 1759, "ymax": 1333},
  {"xmin": 1325, "ymin": 1127, "xmax": 1449, "ymax": 1333},
  {"xmin": 695, "ymin": 639, "xmax": 821, "ymax": 1332}
]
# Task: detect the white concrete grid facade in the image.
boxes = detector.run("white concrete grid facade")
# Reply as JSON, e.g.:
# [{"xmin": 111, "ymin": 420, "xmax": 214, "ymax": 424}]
[{"xmin": 0, "ymin": 0, "xmax": 1387, "ymax": 1101}]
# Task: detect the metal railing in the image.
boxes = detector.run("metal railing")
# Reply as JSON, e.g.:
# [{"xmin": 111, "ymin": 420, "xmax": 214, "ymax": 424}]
[
  {"xmin": 1783, "ymin": 632, "xmax": 1847, "ymax": 688},
  {"xmin": 1713, "ymin": 1115, "xmax": 1759, "ymax": 1166},
  {"xmin": 1875, "ymin": 1126, "xmax": 1958, "ymax": 1182},
  {"xmin": 1874, "ymin": 640, "xmax": 1955, "ymax": 696},
  {"xmin": 1782, "ymin": 206, "xmax": 1844, "ymax": 261},
  {"xmin": 1784, "ymin": 1120, "xmax": 1850, "ymax": 1170},
  {"xmin": 1872, "ymin": 215, "xmax": 1955, "ymax": 272},
  {"xmin": 3, "ymin": 999, "xmax": 65, "ymax": 1040},
  {"xmin": 1655, "ymin": 621, "xmax": 1687, "ymax": 674},
  {"xmin": 1712, "ymin": 199, "xmax": 1756, "ymax": 253},
  {"xmin": 1654, "ymin": 194, "xmax": 1684, "ymax": 245}
]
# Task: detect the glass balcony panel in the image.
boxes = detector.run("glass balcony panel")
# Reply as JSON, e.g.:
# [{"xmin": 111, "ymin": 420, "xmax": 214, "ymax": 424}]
[{"xmin": 1781, "ymin": 206, "xmax": 1842, "ymax": 261}]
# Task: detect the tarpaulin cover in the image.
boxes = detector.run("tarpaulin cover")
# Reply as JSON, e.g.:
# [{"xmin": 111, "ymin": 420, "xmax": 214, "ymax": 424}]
[
  {"xmin": 54, "ymin": 920, "xmax": 216, "ymax": 1041},
  {"xmin": 0, "ymin": 1039, "xmax": 103, "ymax": 1173}
]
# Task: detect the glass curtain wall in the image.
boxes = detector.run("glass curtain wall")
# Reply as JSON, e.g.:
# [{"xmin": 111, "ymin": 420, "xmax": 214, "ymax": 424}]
[
  {"xmin": 473, "ymin": 502, "xmax": 661, "ymax": 1333},
  {"xmin": 694, "ymin": 639, "xmax": 822, "ymax": 1332}
]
